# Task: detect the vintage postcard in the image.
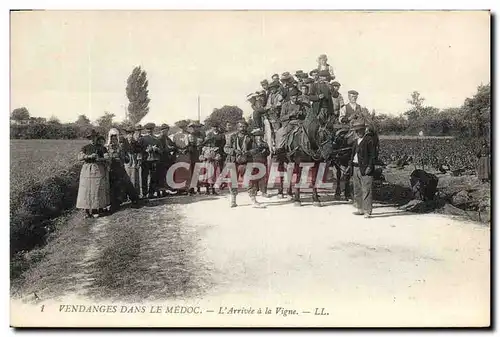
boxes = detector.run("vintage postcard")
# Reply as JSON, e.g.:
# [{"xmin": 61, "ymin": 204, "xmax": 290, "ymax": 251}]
[{"xmin": 10, "ymin": 10, "xmax": 491, "ymax": 327}]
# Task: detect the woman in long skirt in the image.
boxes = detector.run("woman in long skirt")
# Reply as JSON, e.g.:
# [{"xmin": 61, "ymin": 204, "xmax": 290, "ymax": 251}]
[
  {"xmin": 76, "ymin": 130, "xmax": 111, "ymax": 218},
  {"xmin": 477, "ymin": 140, "xmax": 490, "ymax": 183},
  {"xmin": 106, "ymin": 128, "xmax": 140, "ymax": 213}
]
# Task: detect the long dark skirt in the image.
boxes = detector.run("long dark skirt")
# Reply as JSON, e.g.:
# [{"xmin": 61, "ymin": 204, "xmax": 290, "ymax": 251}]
[
  {"xmin": 477, "ymin": 156, "xmax": 490, "ymax": 181},
  {"xmin": 110, "ymin": 161, "xmax": 139, "ymax": 211}
]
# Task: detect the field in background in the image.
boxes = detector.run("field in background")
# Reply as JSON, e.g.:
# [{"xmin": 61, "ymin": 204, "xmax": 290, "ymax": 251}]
[
  {"xmin": 10, "ymin": 139, "xmax": 86, "ymax": 200},
  {"xmin": 379, "ymin": 135, "xmax": 455, "ymax": 140}
]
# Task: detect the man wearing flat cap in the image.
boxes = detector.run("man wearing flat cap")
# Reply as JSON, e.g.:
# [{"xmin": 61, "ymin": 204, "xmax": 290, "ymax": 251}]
[
  {"xmin": 339, "ymin": 90, "xmax": 363, "ymax": 124},
  {"xmin": 349, "ymin": 119, "xmax": 377, "ymax": 218},
  {"xmin": 138, "ymin": 122, "xmax": 163, "ymax": 198},
  {"xmin": 330, "ymin": 81, "xmax": 345, "ymax": 120},
  {"xmin": 309, "ymin": 69, "xmax": 334, "ymax": 127}
]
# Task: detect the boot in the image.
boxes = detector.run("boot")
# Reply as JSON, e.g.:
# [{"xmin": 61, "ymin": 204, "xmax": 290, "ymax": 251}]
[
  {"xmin": 211, "ymin": 187, "xmax": 218, "ymax": 195},
  {"xmin": 230, "ymin": 193, "xmax": 237, "ymax": 208},
  {"xmin": 205, "ymin": 186, "xmax": 211, "ymax": 195},
  {"xmin": 251, "ymin": 195, "xmax": 266, "ymax": 208}
]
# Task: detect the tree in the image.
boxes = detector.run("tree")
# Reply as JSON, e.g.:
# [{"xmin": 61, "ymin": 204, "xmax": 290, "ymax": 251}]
[
  {"xmin": 126, "ymin": 66, "xmax": 150, "ymax": 125},
  {"xmin": 11, "ymin": 107, "xmax": 30, "ymax": 121},
  {"xmin": 462, "ymin": 83, "xmax": 490, "ymax": 137},
  {"xmin": 407, "ymin": 91, "xmax": 425, "ymax": 110},
  {"xmin": 48, "ymin": 116, "xmax": 61, "ymax": 124},
  {"xmin": 96, "ymin": 111, "xmax": 116, "ymax": 131},
  {"xmin": 75, "ymin": 114, "xmax": 91, "ymax": 126},
  {"xmin": 405, "ymin": 91, "xmax": 426, "ymax": 122},
  {"xmin": 204, "ymin": 105, "xmax": 244, "ymax": 128}
]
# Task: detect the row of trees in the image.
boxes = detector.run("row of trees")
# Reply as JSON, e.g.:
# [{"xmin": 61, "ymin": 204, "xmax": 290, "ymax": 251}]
[
  {"xmin": 11, "ymin": 66, "xmax": 152, "ymax": 139},
  {"xmin": 11, "ymin": 66, "xmax": 490, "ymax": 139},
  {"xmin": 373, "ymin": 83, "xmax": 490, "ymax": 137}
]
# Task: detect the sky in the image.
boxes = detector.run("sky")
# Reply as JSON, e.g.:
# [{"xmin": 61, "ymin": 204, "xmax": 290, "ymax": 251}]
[{"xmin": 10, "ymin": 10, "xmax": 490, "ymax": 124}]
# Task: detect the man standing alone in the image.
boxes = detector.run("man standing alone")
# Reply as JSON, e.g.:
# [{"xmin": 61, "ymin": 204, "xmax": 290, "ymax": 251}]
[{"xmin": 350, "ymin": 119, "xmax": 377, "ymax": 218}]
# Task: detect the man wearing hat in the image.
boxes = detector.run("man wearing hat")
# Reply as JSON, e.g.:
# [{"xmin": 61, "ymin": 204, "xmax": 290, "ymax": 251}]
[
  {"xmin": 187, "ymin": 121, "xmax": 206, "ymax": 195},
  {"xmin": 157, "ymin": 124, "xmax": 177, "ymax": 197},
  {"xmin": 309, "ymin": 69, "xmax": 334, "ymax": 127},
  {"xmin": 350, "ymin": 119, "xmax": 377, "ymax": 218},
  {"xmin": 264, "ymin": 80, "xmax": 284, "ymax": 144},
  {"xmin": 280, "ymin": 72, "xmax": 296, "ymax": 101},
  {"xmin": 133, "ymin": 124, "xmax": 143, "ymax": 142},
  {"xmin": 122, "ymin": 126, "xmax": 143, "ymax": 194},
  {"xmin": 339, "ymin": 90, "xmax": 363, "ymax": 124},
  {"xmin": 298, "ymin": 83, "xmax": 311, "ymax": 107},
  {"xmin": 139, "ymin": 122, "xmax": 163, "ymax": 198},
  {"xmin": 260, "ymin": 79, "xmax": 270, "ymax": 104},
  {"xmin": 309, "ymin": 69, "xmax": 319, "ymax": 83},
  {"xmin": 294, "ymin": 70, "xmax": 308, "ymax": 88},
  {"xmin": 275, "ymin": 87, "xmax": 305, "ymax": 153},
  {"xmin": 330, "ymin": 81, "xmax": 345, "ymax": 120},
  {"xmin": 249, "ymin": 128, "xmax": 271, "ymax": 198},
  {"xmin": 249, "ymin": 90, "xmax": 267, "ymax": 133},
  {"xmin": 224, "ymin": 120, "xmax": 265, "ymax": 208}
]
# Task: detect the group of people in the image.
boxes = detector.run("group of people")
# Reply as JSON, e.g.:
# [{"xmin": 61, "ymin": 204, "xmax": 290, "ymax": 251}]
[
  {"xmin": 76, "ymin": 53, "xmax": 379, "ymax": 218},
  {"xmin": 76, "ymin": 123, "xmax": 177, "ymax": 218},
  {"xmin": 247, "ymin": 53, "xmax": 377, "ymax": 217}
]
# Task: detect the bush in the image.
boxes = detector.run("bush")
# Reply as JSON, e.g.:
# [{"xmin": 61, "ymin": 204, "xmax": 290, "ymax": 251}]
[{"xmin": 10, "ymin": 162, "xmax": 82, "ymax": 256}]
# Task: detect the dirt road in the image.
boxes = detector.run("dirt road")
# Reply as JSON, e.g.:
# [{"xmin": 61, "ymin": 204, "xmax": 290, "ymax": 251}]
[{"xmin": 12, "ymin": 192, "xmax": 490, "ymax": 327}]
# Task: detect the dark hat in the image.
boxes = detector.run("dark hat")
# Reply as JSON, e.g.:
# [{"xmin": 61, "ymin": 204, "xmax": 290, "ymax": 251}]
[
  {"xmin": 85, "ymin": 129, "xmax": 99, "ymax": 139},
  {"xmin": 134, "ymin": 124, "xmax": 143, "ymax": 131},
  {"xmin": 288, "ymin": 87, "xmax": 300, "ymax": 97},
  {"xmin": 331, "ymin": 81, "xmax": 341, "ymax": 87},
  {"xmin": 303, "ymin": 78, "xmax": 314, "ymax": 84},
  {"xmin": 144, "ymin": 122, "xmax": 156, "ymax": 130},
  {"xmin": 295, "ymin": 70, "xmax": 305, "ymax": 76},
  {"xmin": 257, "ymin": 90, "xmax": 267, "ymax": 97},
  {"xmin": 297, "ymin": 72, "xmax": 309, "ymax": 79},
  {"xmin": 271, "ymin": 73, "xmax": 279, "ymax": 78},
  {"xmin": 160, "ymin": 123, "xmax": 170, "ymax": 130},
  {"xmin": 351, "ymin": 119, "xmax": 366, "ymax": 130},
  {"xmin": 247, "ymin": 92, "xmax": 259, "ymax": 101},
  {"xmin": 96, "ymin": 135, "xmax": 106, "ymax": 142},
  {"xmin": 260, "ymin": 79, "xmax": 269, "ymax": 85},
  {"xmin": 318, "ymin": 70, "xmax": 331, "ymax": 78},
  {"xmin": 188, "ymin": 121, "xmax": 202, "ymax": 128},
  {"xmin": 280, "ymin": 72, "xmax": 293, "ymax": 82},
  {"xmin": 309, "ymin": 69, "xmax": 319, "ymax": 76},
  {"xmin": 268, "ymin": 80, "xmax": 280, "ymax": 89},
  {"xmin": 348, "ymin": 90, "xmax": 359, "ymax": 95},
  {"xmin": 318, "ymin": 54, "xmax": 328, "ymax": 61}
]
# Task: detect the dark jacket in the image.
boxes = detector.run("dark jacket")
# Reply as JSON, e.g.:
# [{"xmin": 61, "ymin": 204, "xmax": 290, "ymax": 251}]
[
  {"xmin": 350, "ymin": 134, "xmax": 377, "ymax": 176},
  {"xmin": 224, "ymin": 132, "xmax": 253, "ymax": 164},
  {"xmin": 309, "ymin": 81, "xmax": 334, "ymax": 121}
]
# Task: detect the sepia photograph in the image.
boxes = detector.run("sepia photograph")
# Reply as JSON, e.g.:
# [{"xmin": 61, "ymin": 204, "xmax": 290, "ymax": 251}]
[{"xmin": 9, "ymin": 10, "xmax": 491, "ymax": 328}]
